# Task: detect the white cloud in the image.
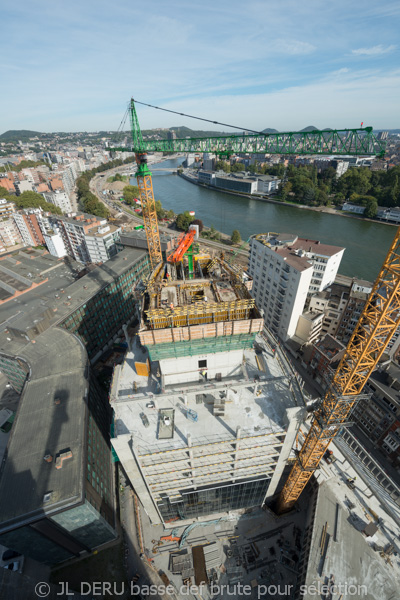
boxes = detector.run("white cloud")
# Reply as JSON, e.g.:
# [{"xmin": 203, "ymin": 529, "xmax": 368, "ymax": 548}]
[
  {"xmin": 152, "ymin": 68, "xmax": 400, "ymax": 132},
  {"xmin": 352, "ymin": 44, "xmax": 397, "ymax": 56},
  {"xmin": 269, "ymin": 39, "xmax": 316, "ymax": 55}
]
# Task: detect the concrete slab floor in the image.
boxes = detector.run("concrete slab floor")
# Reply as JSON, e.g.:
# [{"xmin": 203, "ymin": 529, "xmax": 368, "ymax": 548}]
[{"xmin": 138, "ymin": 500, "xmax": 308, "ymax": 600}]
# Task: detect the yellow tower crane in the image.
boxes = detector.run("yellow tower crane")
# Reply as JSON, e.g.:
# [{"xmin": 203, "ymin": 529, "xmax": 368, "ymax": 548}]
[
  {"xmin": 111, "ymin": 99, "xmax": 391, "ymax": 512},
  {"xmin": 277, "ymin": 227, "xmax": 400, "ymax": 513}
]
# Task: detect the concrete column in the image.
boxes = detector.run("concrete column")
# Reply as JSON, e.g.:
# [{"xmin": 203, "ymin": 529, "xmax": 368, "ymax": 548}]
[
  {"xmin": 122, "ymin": 324, "xmax": 131, "ymax": 351},
  {"xmin": 264, "ymin": 406, "xmax": 307, "ymax": 502},
  {"xmin": 232, "ymin": 426, "xmax": 241, "ymax": 483},
  {"xmin": 187, "ymin": 433, "xmax": 196, "ymax": 488},
  {"xmin": 111, "ymin": 435, "xmax": 161, "ymax": 524}
]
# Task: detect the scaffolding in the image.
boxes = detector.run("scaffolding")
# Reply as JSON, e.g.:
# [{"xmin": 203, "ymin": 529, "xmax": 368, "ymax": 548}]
[
  {"xmin": 147, "ymin": 333, "xmax": 256, "ymax": 361},
  {"xmin": 146, "ymin": 298, "xmax": 255, "ymax": 329}
]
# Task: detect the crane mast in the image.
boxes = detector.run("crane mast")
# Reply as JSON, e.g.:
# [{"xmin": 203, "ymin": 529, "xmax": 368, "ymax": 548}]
[
  {"xmin": 129, "ymin": 100, "xmax": 162, "ymax": 269},
  {"xmin": 112, "ymin": 101, "xmax": 397, "ymax": 512},
  {"xmin": 277, "ymin": 227, "xmax": 400, "ymax": 512}
]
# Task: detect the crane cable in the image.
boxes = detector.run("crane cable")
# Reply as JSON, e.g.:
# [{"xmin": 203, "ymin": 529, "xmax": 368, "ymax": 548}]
[
  {"xmin": 131, "ymin": 98, "xmax": 269, "ymax": 136},
  {"xmin": 115, "ymin": 105, "xmax": 130, "ymax": 142}
]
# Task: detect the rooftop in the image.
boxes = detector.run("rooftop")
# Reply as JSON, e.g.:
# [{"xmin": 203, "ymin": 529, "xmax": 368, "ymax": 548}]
[
  {"xmin": 0, "ymin": 247, "xmax": 147, "ymax": 345},
  {"xmin": 114, "ymin": 343, "xmax": 296, "ymax": 455},
  {"xmin": 253, "ymin": 232, "xmax": 344, "ymax": 258},
  {"xmin": 0, "ymin": 328, "xmax": 88, "ymax": 530}
]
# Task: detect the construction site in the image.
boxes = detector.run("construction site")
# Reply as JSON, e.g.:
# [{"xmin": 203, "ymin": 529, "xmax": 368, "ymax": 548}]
[{"xmin": 107, "ymin": 100, "xmax": 400, "ymax": 599}]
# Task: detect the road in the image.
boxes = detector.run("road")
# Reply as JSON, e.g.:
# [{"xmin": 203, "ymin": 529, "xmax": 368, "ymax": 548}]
[{"xmin": 89, "ymin": 162, "xmax": 250, "ymax": 264}]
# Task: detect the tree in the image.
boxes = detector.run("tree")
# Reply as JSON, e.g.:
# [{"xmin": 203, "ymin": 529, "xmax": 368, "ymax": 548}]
[
  {"xmin": 231, "ymin": 229, "xmax": 241, "ymax": 244},
  {"xmin": 302, "ymin": 186, "xmax": 316, "ymax": 205},
  {"xmin": 191, "ymin": 218, "xmax": 204, "ymax": 233},
  {"xmin": 336, "ymin": 167, "xmax": 371, "ymax": 197},
  {"xmin": 123, "ymin": 184, "xmax": 140, "ymax": 204},
  {"xmin": 0, "ymin": 186, "xmax": 11, "ymax": 199},
  {"xmin": 215, "ymin": 160, "xmax": 230, "ymax": 173},
  {"xmin": 231, "ymin": 162, "xmax": 245, "ymax": 173},
  {"xmin": 279, "ymin": 181, "xmax": 292, "ymax": 201},
  {"xmin": 364, "ymin": 197, "xmax": 378, "ymax": 219},
  {"xmin": 176, "ymin": 211, "xmax": 194, "ymax": 231},
  {"xmin": 10, "ymin": 191, "xmax": 62, "ymax": 215},
  {"xmin": 155, "ymin": 200, "xmax": 165, "ymax": 219}
]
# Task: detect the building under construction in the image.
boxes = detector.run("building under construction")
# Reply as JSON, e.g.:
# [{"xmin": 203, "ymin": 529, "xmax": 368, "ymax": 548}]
[{"xmin": 110, "ymin": 248, "xmax": 305, "ymax": 525}]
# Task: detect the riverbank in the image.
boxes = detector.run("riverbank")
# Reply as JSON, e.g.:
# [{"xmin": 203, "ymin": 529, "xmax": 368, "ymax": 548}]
[{"xmin": 178, "ymin": 170, "xmax": 397, "ymax": 228}]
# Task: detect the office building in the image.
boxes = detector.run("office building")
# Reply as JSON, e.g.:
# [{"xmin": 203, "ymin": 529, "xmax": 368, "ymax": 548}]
[
  {"xmin": 111, "ymin": 256, "xmax": 305, "ymax": 525},
  {"xmin": 0, "ymin": 247, "xmax": 151, "ymax": 564}
]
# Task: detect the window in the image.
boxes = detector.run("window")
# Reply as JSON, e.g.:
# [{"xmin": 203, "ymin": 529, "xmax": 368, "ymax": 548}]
[{"xmin": 198, "ymin": 360, "xmax": 207, "ymax": 369}]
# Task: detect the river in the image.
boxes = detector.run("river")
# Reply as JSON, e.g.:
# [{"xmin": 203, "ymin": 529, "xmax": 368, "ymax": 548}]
[{"xmin": 145, "ymin": 158, "xmax": 395, "ymax": 281}]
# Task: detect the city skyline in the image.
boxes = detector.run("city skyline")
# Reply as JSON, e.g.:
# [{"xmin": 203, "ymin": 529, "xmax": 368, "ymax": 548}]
[{"xmin": 1, "ymin": 1, "xmax": 399, "ymax": 133}]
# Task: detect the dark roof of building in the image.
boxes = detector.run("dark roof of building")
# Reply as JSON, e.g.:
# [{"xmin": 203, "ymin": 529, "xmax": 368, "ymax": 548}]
[
  {"xmin": 291, "ymin": 237, "xmax": 345, "ymax": 257},
  {"xmin": 0, "ymin": 247, "xmax": 147, "ymax": 341},
  {"xmin": 0, "ymin": 328, "xmax": 88, "ymax": 531}
]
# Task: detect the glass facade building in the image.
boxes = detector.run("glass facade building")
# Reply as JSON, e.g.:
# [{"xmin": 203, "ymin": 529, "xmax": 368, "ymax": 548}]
[
  {"xmin": 157, "ymin": 477, "xmax": 270, "ymax": 521},
  {"xmin": 61, "ymin": 253, "xmax": 150, "ymax": 360}
]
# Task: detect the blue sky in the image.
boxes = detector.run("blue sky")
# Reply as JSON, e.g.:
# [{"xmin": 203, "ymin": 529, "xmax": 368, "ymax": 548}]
[{"xmin": 1, "ymin": 0, "xmax": 399, "ymax": 133}]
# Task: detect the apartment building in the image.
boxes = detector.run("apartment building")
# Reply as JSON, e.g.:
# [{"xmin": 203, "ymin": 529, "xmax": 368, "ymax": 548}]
[
  {"xmin": 249, "ymin": 233, "xmax": 313, "ymax": 340},
  {"xmin": 53, "ymin": 213, "xmax": 121, "ymax": 264},
  {"xmin": 0, "ymin": 198, "xmax": 16, "ymax": 219},
  {"xmin": 308, "ymin": 278, "xmax": 351, "ymax": 337},
  {"xmin": 42, "ymin": 190, "xmax": 72, "ymax": 213},
  {"xmin": 0, "ymin": 176, "xmax": 16, "ymax": 194},
  {"xmin": 42, "ymin": 227, "xmax": 67, "ymax": 258},
  {"xmin": 0, "ymin": 218, "xmax": 22, "ymax": 251},
  {"xmin": 13, "ymin": 209, "xmax": 46, "ymax": 247},
  {"xmin": 287, "ymin": 237, "xmax": 344, "ymax": 296},
  {"xmin": 336, "ymin": 279, "xmax": 372, "ymax": 343},
  {"xmin": 61, "ymin": 162, "xmax": 79, "ymax": 197},
  {"xmin": 84, "ymin": 224, "xmax": 121, "ymax": 263},
  {"xmin": 308, "ymin": 334, "xmax": 346, "ymax": 390},
  {"xmin": 293, "ymin": 311, "xmax": 324, "ymax": 345},
  {"xmin": 352, "ymin": 362, "xmax": 400, "ymax": 469}
]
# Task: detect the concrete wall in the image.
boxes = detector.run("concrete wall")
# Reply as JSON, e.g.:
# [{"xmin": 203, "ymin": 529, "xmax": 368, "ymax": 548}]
[{"xmin": 160, "ymin": 349, "xmax": 244, "ymax": 385}]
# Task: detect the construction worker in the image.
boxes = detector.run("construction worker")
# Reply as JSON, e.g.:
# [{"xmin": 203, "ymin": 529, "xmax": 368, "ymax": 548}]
[
  {"xmin": 170, "ymin": 302, "xmax": 174, "ymax": 311},
  {"xmin": 201, "ymin": 369, "xmax": 207, "ymax": 381}
]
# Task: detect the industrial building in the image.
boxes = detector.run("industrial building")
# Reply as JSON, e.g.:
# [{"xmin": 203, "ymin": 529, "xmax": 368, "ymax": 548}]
[{"xmin": 110, "ymin": 256, "xmax": 305, "ymax": 525}]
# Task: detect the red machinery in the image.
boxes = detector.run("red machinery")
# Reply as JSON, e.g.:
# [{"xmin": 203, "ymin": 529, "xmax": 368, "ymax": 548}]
[{"xmin": 167, "ymin": 228, "xmax": 196, "ymax": 263}]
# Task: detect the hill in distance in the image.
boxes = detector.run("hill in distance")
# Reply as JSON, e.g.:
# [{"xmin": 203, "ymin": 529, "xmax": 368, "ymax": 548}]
[{"xmin": 0, "ymin": 130, "xmax": 44, "ymax": 142}]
